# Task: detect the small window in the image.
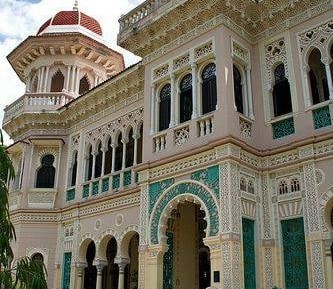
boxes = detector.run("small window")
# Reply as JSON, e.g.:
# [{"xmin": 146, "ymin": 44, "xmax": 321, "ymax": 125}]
[
  {"xmin": 79, "ymin": 75, "xmax": 90, "ymax": 95},
  {"xmin": 233, "ymin": 64, "xmax": 244, "ymax": 114},
  {"xmin": 290, "ymin": 178, "xmax": 300, "ymax": 193},
  {"xmin": 159, "ymin": 84, "xmax": 171, "ymax": 131},
  {"xmin": 240, "ymin": 177, "xmax": 246, "ymax": 191},
  {"xmin": 180, "ymin": 74, "xmax": 193, "ymax": 123},
  {"xmin": 50, "ymin": 70, "xmax": 65, "ymax": 92},
  {"xmin": 137, "ymin": 125, "xmax": 143, "ymax": 164},
  {"xmin": 125, "ymin": 128, "xmax": 134, "ymax": 168},
  {"xmin": 247, "ymin": 180, "xmax": 254, "ymax": 194},
  {"xmin": 70, "ymin": 151, "xmax": 78, "ymax": 187},
  {"xmin": 36, "ymin": 154, "xmax": 55, "ymax": 188},
  {"xmin": 272, "ymin": 64, "xmax": 292, "ymax": 117},
  {"xmin": 308, "ymin": 48, "xmax": 329, "ymax": 105},
  {"xmin": 278, "ymin": 180, "xmax": 288, "ymax": 195},
  {"xmin": 202, "ymin": 63, "xmax": 217, "ymax": 114}
]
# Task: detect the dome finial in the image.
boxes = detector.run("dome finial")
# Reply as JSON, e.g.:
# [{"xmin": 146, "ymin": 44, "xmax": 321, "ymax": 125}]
[{"xmin": 73, "ymin": 0, "xmax": 79, "ymax": 11}]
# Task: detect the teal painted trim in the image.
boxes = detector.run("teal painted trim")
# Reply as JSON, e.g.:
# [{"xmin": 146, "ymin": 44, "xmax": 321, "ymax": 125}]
[
  {"xmin": 281, "ymin": 218, "xmax": 309, "ymax": 289},
  {"xmin": 123, "ymin": 170, "xmax": 132, "ymax": 187},
  {"xmin": 112, "ymin": 174, "xmax": 120, "ymax": 190},
  {"xmin": 191, "ymin": 165, "xmax": 219, "ymax": 198},
  {"xmin": 66, "ymin": 188, "xmax": 75, "ymax": 202},
  {"xmin": 272, "ymin": 117, "xmax": 295, "ymax": 139},
  {"xmin": 92, "ymin": 181, "xmax": 99, "ymax": 195},
  {"xmin": 312, "ymin": 105, "xmax": 331, "ymax": 129},
  {"xmin": 102, "ymin": 177, "xmax": 109, "ymax": 193},
  {"xmin": 163, "ymin": 232, "xmax": 173, "ymax": 289},
  {"xmin": 82, "ymin": 184, "xmax": 90, "ymax": 198},
  {"xmin": 62, "ymin": 252, "xmax": 72, "ymax": 289},
  {"xmin": 149, "ymin": 179, "xmax": 174, "ymax": 214},
  {"xmin": 242, "ymin": 218, "xmax": 256, "ymax": 289},
  {"xmin": 150, "ymin": 182, "xmax": 219, "ymax": 244}
]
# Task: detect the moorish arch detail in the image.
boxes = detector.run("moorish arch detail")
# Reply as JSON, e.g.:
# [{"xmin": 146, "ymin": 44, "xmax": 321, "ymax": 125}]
[
  {"xmin": 149, "ymin": 181, "xmax": 219, "ymax": 245},
  {"xmin": 319, "ymin": 188, "xmax": 333, "ymax": 232}
]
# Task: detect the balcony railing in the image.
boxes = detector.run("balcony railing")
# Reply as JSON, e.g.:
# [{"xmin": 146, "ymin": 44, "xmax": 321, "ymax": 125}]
[{"xmin": 3, "ymin": 92, "xmax": 74, "ymax": 124}]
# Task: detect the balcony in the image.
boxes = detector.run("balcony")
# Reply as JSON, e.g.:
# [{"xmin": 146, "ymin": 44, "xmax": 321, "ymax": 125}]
[
  {"xmin": 3, "ymin": 92, "xmax": 74, "ymax": 124},
  {"xmin": 28, "ymin": 188, "xmax": 57, "ymax": 209}
]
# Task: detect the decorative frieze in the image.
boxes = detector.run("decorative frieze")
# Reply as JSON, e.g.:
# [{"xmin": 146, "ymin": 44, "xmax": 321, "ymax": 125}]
[{"xmin": 174, "ymin": 125, "xmax": 190, "ymax": 146}]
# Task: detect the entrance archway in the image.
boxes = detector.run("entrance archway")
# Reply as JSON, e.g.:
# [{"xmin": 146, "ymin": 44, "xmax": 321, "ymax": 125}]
[
  {"xmin": 163, "ymin": 202, "xmax": 211, "ymax": 289},
  {"xmin": 102, "ymin": 237, "xmax": 118, "ymax": 289},
  {"xmin": 84, "ymin": 241, "xmax": 97, "ymax": 289},
  {"xmin": 124, "ymin": 233, "xmax": 139, "ymax": 289}
]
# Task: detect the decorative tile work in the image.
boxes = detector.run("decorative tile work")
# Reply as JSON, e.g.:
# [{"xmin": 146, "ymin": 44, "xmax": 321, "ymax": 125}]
[
  {"xmin": 66, "ymin": 188, "xmax": 75, "ymax": 202},
  {"xmin": 92, "ymin": 181, "xmax": 99, "ymax": 196},
  {"xmin": 112, "ymin": 174, "xmax": 120, "ymax": 191},
  {"xmin": 191, "ymin": 165, "xmax": 219, "ymax": 198},
  {"xmin": 163, "ymin": 232, "xmax": 173, "ymax": 289},
  {"xmin": 82, "ymin": 184, "xmax": 90, "ymax": 198},
  {"xmin": 148, "ymin": 179, "xmax": 174, "ymax": 214},
  {"xmin": 281, "ymin": 218, "xmax": 309, "ymax": 289},
  {"xmin": 150, "ymin": 182, "xmax": 219, "ymax": 244},
  {"xmin": 272, "ymin": 117, "xmax": 295, "ymax": 139},
  {"xmin": 242, "ymin": 219, "xmax": 256, "ymax": 289},
  {"xmin": 101, "ymin": 177, "xmax": 109, "ymax": 193},
  {"xmin": 123, "ymin": 170, "xmax": 132, "ymax": 187},
  {"xmin": 312, "ymin": 105, "xmax": 331, "ymax": 130},
  {"xmin": 311, "ymin": 242, "xmax": 325, "ymax": 289},
  {"xmin": 62, "ymin": 252, "xmax": 72, "ymax": 289}
]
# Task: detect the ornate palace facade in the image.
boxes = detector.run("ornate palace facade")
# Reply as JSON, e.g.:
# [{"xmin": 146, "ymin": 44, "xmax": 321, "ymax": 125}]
[{"xmin": 2, "ymin": 1, "xmax": 333, "ymax": 289}]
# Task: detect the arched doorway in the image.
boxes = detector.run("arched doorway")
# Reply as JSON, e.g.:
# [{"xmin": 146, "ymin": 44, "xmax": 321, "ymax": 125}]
[
  {"xmin": 124, "ymin": 233, "xmax": 139, "ymax": 289},
  {"xmin": 163, "ymin": 202, "xmax": 211, "ymax": 289},
  {"xmin": 84, "ymin": 241, "xmax": 97, "ymax": 289},
  {"xmin": 102, "ymin": 237, "xmax": 118, "ymax": 289}
]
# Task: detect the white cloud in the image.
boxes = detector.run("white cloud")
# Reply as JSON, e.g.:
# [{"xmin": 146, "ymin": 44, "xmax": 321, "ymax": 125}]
[{"xmin": 0, "ymin": 0, "xmax": 144, "ymax": 145}]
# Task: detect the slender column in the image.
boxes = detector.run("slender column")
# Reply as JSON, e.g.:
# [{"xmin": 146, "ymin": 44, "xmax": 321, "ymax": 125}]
[
  {"xmin": 191, "ymin": 64, "xmax": 198, "ymax": 119},
  {"xmin": 70, "ymin": 66, "xmax": 76, "ymax": 94},
  {"xmin": 302, "ymin": 65, "xmax": 312, "ymax": 107},
  {"xmin": 65, "ymin": 66, "xmax": 71, "ymax": 92},
  {"xmin": 133, "ymin": 134, "xmax": 139, "ymax": 166},
  {"xmin": 121, "ymin": 138, "xmax": 128, "ymax": 170},
  {"xmin": 37, "ymin": 67, "xmax": 42, "ymax": 92},
  {"xmin": 323, "ymin": 60, "xmax": 333, "ymax": 100},
  {"xmin": 76, "ymin": 266, "xmax": 84, "ymax": 289},
  {"xmin": 26, "ymin": 74, "xmax": 32, "ymax": 92},
  {"xmin": 101, "ymin": 148, "xmax": 106, "ymax": 176},
  {"xmin": 93, "ymin": 260, "xmax": 107, "ymax": 289},
  {"xmin": 114, "ymin": 259, "xmax": 129, "ymax": 289},
  {"xmin": 150, "ymin": 85, "xmax": 156, "ymax": 134},
  {"xmin": 170, "ymin": 74, "xmax": 176, "ymax": 127},
  {"xmin": 43, "ymin": 66, "xmax": 50, "ymax": 92},
  {"xmin": 246, "ymin": 66, "xmax": 254, "ymax": 118},
  {"xmin": 111, "ymin": 143, "xmax": 117, "ymax": 173},
  {"xmin": 75, "ymin": 66, "xmax": 81, "ymax": 96},
  {"xmin": 92, "ymin": 151, "xmax": 97, "ymax": 179},
  {"xmin": 40, "ymin": 66, "xmax": 45, "ymax": 92}
]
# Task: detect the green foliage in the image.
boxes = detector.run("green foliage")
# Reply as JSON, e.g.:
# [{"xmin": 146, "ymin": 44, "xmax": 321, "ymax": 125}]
[{"xmin": 0, "ymin": 130, "xmax": 48, "ymax": 289}]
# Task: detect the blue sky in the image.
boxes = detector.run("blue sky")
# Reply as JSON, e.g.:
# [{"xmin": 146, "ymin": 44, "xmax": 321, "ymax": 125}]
[{"xmin": 0, "ymin": 0, "xmax": 144, "ymax": 144}]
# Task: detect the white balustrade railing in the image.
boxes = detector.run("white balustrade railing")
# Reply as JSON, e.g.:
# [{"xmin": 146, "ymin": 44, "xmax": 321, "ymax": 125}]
[
  {"xmin": 197, "ymin": 114, "xmax": 214, "ymax": 137},
  {"xmin": 3, "ymin": 92, "xmax": 74, "ymax": 123},
  {"xmin": 153, "ymin": 132, "xmax": 167, "ymax": 152}
]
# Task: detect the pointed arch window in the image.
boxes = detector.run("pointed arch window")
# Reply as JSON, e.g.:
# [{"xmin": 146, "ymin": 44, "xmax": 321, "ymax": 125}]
[
  {"xmin": 180, "ymin": 74, "xmax": 193, "ymax": 123},
  {"xmin": 79, "ymin": 75, "xmax": 90, "ymax": 95},
  {"xmin": 70, "ymin": 151, "xmax": 78, "ymax": 187},
  {"xmin": 308, "ymin": 48, "xmax": 329, "ymax": 105},
  {"xmin": 50, "ymin": 70, "xmax": 65, "ymax": 92},
  {"xmin": 86, "ymin": 145, "xmax": 93, "ymax": 181},
  {"xmin": 159, "ymin": 84, "xmax": 171, "ymax": 131},
  {"xmin": 137, "ymin": 124, "xmax": 143, "ymax": 164},
  {"xmin": 202, "ymin": 63, "xmax": 217, "ymax": 115},
  {"xmin": 126, "ymin": 128, "xmax": 134, "ymax": 168},
  {"xmin": 94, "ymin": 143, "xmax": 103, "ymax": 178},
  {"xmin": 272, "ymin": 63, "xmax": 292, "ymax": 117},
  {"xmin": 233, "ymin": 64, "xmax": 244, "ymax": 114},
  {"xmin": 104, "ymin": 137, "xmax": 112, "ymax": 175},
  {"xmin": 115, "ymin": 133, "xmax": 123, "ymax": 172},
  {"xmin": 36, "ymin": 154, "xmax": 56, "ymax": 188}
]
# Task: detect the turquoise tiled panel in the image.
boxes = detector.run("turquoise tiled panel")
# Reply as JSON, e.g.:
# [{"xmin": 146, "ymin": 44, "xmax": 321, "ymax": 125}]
[
  {"xmin": 92, "ymin": 181, "xmax": 99, "ymax": 195},
  {"xmin": 312, "ymin": 105, "xmax": 331, "ymax": 129},
  {"xmin": 112, "ymin": 174, "xmax": 120, "ymax": 190},
  {"xmin": 242, "ymin": 218, "xmax": 256, "ymax": 289},
  {"xmin": 66, "ymin": 188, "xmax": 75, "ymax": 202},
  {"xmin": 82, "ymin": 184, "xmax": 90, "ymax": 198},
  {"xmin": 62, "ymin": 252, "xmax": 72, "ymax": 289},
  {"xmin": 102, "ymin": 177, "xmax": 109, "ymax": 193},
  {"xmin": 272, "ymin": 117, "xmax": 295, "ymax": 139},
  {"xmin": 123, "ymin": 170, "xmax": 132, "ymax": 187}
]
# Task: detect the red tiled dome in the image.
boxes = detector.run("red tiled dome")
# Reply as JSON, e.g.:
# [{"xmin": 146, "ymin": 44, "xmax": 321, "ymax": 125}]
[{"xmin": 37, "ymin": 11, "xmax": 102, "ymax": 36}]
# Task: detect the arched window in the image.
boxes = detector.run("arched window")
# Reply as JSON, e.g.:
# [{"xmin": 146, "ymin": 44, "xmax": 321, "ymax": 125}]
[
  {"xmin": 272, "ymin": 64, "xmax": 292, "ymax": 117},
  {"xmin": 50, "ymin": 70, "xmax": 64, "ymax": 92},
  {"xmin": 202, "ymin": 63, "xmax": 217, "ymax": 115},
  {"xmin": 70, "ymin": 151, "xmax": 78, "ymax": 187},
  {"xmin": 180, "ymin": 74, "xmax": 193, "ymax": 123},
  {"xmin": 290, "ymin": 178, "xmax": 300, "ymax": 193},
  {"xmin": 115, "ymin": 133, "xmax": 123, "ymax": 172},
  {"xmin": 126, "ymin": 128, "xmax": 134, "ymax": 168},
  {"xmin": 36, "ymin": 154, "xmax": 55, "ymax": 188},
  {"xmin": 240, "ymin": 177, "xmax": 246, "ymax": 191},
  {"xmin": 94, "ymin": 142, "xmax": 103, "ymax": 178},
  {"xmin": 32, "ymin": 253, "xmax": 44, "ymax": 264},
  {"xmin": 247, "ymin": 180, "xmax": 254, "ymax": 194},
  {"xmin": 79, "ymin": 75, "xmax": 90, "ymax": 95},
  {"xmin": 159, "ymin": 84, "xmax": 171, "ymax": 131},
  {"xmin": 104, "ymin": 137, "xmax": 112, "ymax": 175},
  {"xmin": 137, "ymin": 124, "xmax": 143, "ymax": 164},
  {"xmin": 308, "ymin": 48, "xmax": 329, "ymax": 105},
  {"xmin": 278, "ymin": 180, "xmax": 288, "ymax": 195},
  {"xmin": 86, "ymin": 145, "xmax": 93, "ymax": 181},
  {"xmin": 233, "ymin": 64, "xmax": 244, "ymax": 114},
  {"xmin": 84, "ymin": 242, "xmax": 97, "ymax": 289}
]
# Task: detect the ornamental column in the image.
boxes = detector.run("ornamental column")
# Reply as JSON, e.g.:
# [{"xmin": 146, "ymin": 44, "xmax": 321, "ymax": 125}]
[
  {"xmin": 133, "ymin": 134, "xmax": 139, "ymax": 166},
  {"xmin": 75, "ymin": 262, "xmax": 87, "ymax": 289},
  {"xmin": 191, "ymin": 63, "xmax": 198, "ymax": 119},
  {"xmin": 150, "ymin": 85, "xmax": 156, "ymax": 134},
  {"xmin": 146, "ymin": 245, "xmax": 168, "ymax": 289},
  {"xmin": 115, "ymin": 258, "xmax": 130, "ymax": 289},
  {"xmin": 101, "ymin": 147, "xmax": 106, "ymax": 176},
  {"xmin": 43, "ymin": 66, "xmax": 50, "ymax": 92},
  {"xmin": 121, "ymin": 137, "xmax": 128, "ymax": 170},
  {"xmin": 170, "ymin": 74, "xmax": 176, "ymax": 127},
  {"xmin": 302, "ymin": 65, "xmax": 312, "ymax": 107},
  {"xmin": 204, "ymin": 236, "xmax": 222, "ymax": 288},
  {"xmin": 65, "ymin": 66, "xmax": 71, "ymax": 92},
  {"xmin": 70, "ymin": 66, "xmax": 76, "ymax": 94},
  {"xmin": 323, "ymin": 58, "xmax": 333, "ymax": 100},
  {"xmin": 111, "ymin": 143, "xmax": 117, "ymax": 173},
  {"xmin": 246, "ymin": 66, "xmax": 254, "ymax": 118},
  {"xmin": 75, "ymin": 66, "xmax": 81, "ymax": 96},
  {"xmin": 93, "ymin": 260, "xmax": 107, "ymax": 289},
  {"xmin": 91, "ymin": 150, "xmax": 97, "ymax": 179}
]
